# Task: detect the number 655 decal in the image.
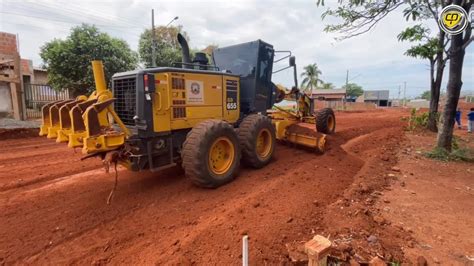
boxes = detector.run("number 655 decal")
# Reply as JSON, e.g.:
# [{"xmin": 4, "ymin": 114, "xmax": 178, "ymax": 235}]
[{"xmin": 226, "ymin": 102, "xmax": 237, "ymax": 110}]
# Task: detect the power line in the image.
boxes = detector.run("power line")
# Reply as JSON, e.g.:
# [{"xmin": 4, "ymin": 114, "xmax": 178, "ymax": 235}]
[
  {"xmin": 27, "ymin": 1, "xmax": 145, "ymax": 28},
  {"xmin": 0, "ymin": 11, "xmax": 143, "ymax": 29}
]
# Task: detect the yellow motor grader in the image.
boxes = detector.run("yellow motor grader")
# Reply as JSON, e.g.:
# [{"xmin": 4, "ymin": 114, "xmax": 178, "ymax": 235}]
[{"xmin": 39, "ymin": 34, "xmax": 335, "ymax": 188}]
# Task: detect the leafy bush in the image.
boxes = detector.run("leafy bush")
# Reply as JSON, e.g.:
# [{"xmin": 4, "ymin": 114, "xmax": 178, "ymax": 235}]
[
  {"xmin": 407, "ymin": 108, "xmax": 428, "ymax": 130},
  {"xmin": 406, "ymin": 108, "xmax": 440, "ymax": 131}
]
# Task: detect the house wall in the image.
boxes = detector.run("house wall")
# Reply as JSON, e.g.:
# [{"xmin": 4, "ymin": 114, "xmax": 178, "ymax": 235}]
[
  {"xmin": 33, "ymin": 70, "xmax": 48, "ymax": 84},
  {"xmin": 0, "ymin": 32, "xmax": 17, "ymax": 54},
  {"xmin": 314, "ymin": 100, "xmax": 376, "ymax": 111}
]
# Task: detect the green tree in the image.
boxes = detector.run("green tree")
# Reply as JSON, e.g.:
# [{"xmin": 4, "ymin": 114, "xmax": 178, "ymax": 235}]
[
  {"xmin": 321, "ymin": 82, "xmax": 335, "ymax": 90},
  {"xmin": 300, "ymin": 63, "xmax": 323, "ymax": 93},
  {"xmin": 438, "ymin": 0, "xmax": 472, "ymax": 151},
  {"xmin": 40, "ymin": 24, "xmax": 138, "ymax": 96},
  {"xmin": 138, "ymin": 25, "xmax": 189, "ymax": 68},
  {"xmin": 398, "ymin": 23, "xmax": 446, "ymax": 132},
  {"xmin": 420, "ymin": 90, "xmax": 431, "ymax": 100},
  {"xmin": 317, "ymin": 0, "xmax": 472, "ymax": 151},
  {"xmin": 343, "ymin": 83, "xmax": 364, "ymax": 98}
]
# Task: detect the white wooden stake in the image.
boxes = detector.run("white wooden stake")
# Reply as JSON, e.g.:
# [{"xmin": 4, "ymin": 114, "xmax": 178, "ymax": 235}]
[{"xmin": 242, "ymin": 235, "xmax": 249, "ymax": 266}]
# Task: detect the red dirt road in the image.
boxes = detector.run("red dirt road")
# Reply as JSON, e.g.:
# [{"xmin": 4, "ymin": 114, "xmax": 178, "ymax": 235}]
[{"xmin": 0, "ymin": 110, "xmax": 408, "ymax": 264}]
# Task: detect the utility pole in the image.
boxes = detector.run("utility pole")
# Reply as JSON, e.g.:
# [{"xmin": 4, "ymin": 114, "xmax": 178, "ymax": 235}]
[
  {"xmin": 403, "ymin": 81, "xmax": 407, "ymax": 106},
  {"xmin": 345, "ymin": 69, "xmax": 349, "ymax": 88},
  {"xmin": 151, "ymin": 9, "xmax": 157, "ymax": 67}
]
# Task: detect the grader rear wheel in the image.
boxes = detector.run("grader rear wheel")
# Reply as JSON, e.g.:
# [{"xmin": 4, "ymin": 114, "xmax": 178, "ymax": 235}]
[
  {"xmin": 315, "ymin": 108, "xmax": 336, "ymax": 134},
  {"xmin": 238, "ymin": 114, "xmax": 276, "ymax": 168},
  {"xmin": 181, "ymin": 120, "xmax": 240, "ymax": 188}
]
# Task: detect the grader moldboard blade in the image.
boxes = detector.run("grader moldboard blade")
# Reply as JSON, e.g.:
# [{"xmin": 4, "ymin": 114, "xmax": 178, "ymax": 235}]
[
  {"xmin": 270, "ymin": 107, "xmax": 327, "ymax": 153},
  {"xmin": 284, "ymin": 123, "xmax": 326, "ymax": 153},
  {"xmin": 273, "ymin": 119, "xmax": 327, "ymax": 153}
]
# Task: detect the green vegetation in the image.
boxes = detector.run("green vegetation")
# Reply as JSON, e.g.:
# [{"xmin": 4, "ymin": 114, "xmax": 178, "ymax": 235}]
[
  {"xmin": 425, "ymin": 146, "xmax": 474, "ymax": 162},
  {"xmin": 138, "ymin": 25, "xmax": 188, "ymax": 68},
  {"xmin": 300, "ymin": 63, "xmax": 323, "ymax": 92},
  {"xmin": 320, "ymin": 82, "xmax": 335, "ymax": 90},
  {"xmin": 40, "ymin": 24, "xmax": 138, "ymax": 96},
  {"xmin": 343, "ymin": 82, "xmax": 364, "ymax": 98},
  {"xmin": 407, "ymin": 108, "xmax": 429, "ymax": 130},
  {"xmin": 420, "ymin": 90, "xmax": 431, "ymax": 100},
  {"xmin": 406, "ymin": 108, "xmax": 440, "ymax": 131},
  {"xmin": 398, "ymin": 24, "xmax": 445, "ymax": 132}
]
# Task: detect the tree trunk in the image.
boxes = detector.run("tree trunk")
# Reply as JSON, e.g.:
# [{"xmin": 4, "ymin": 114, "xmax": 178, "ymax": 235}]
[
  {"xmin": 427, "ymin": 32, "xmax": 446, "ymax": 132},
  {"xmin": 427, "ymin": 59, "xmax": 437, "ymax": 131},
  {"xmin": 436, "ymin": 33, "xmax": 465, "ymax": 151}
]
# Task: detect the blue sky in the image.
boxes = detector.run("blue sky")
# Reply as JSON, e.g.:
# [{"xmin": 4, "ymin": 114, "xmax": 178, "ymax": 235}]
[{"xmin": 1, "ymin": 0, "xmax": 472, "ymax": 99}]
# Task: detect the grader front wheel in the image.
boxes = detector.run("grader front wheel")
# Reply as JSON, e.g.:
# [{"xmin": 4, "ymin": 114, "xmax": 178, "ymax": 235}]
[
  {"xmin": 181, "ymin": 120, "xmax": 241, "ymax": 188},
  {"xmin": 316, "ymin": 108, "xmax": 336, "ymax": 134},
  {"xmin": 238, "ymin": 114, "xmax": 276, "ymax": 168}
]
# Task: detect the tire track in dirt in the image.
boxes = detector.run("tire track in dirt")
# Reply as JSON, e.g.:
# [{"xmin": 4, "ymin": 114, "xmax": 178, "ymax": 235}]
[{"xmin": 0, "ymin": 137, "xmax": 103, "ymax": 192}]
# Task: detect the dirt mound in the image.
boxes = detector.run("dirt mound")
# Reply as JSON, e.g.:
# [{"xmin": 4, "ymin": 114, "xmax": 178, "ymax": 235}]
[{"xmin": 0, "ymin": 128, "xmax": 39, "ymax": 140}]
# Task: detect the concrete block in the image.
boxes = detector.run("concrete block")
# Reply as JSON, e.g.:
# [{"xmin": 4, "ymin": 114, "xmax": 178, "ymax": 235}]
[{"xmin": 304, "ymin": 235, "xmax": 332, "ymax": 266}]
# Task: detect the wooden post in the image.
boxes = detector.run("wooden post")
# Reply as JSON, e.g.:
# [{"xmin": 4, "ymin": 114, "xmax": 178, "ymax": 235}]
[{"xmin": 10, "ymin": 53, "xmax": 24, "ymax": 120}]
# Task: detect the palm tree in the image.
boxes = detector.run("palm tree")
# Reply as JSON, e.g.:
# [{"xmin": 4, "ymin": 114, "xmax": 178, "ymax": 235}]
[
  {"xmin": 321, "ymin": 82, "xmax": 335, "ymax": 90},
  {"xmin": 300, "ymin": 63, "xmax": 323, "ymax": 94}
]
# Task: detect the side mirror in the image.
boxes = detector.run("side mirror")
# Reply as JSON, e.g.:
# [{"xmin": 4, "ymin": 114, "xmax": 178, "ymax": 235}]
[{"xmin": 289, "ymin": 56, "xmax": 296, "ymax": 67}]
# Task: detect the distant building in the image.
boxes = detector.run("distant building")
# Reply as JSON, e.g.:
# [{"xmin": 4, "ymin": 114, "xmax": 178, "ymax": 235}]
[
  {"xmin": 406, "ymin": 99, "xmax": 429, "ymax": 108},
  {"xmin": 357, "ymin": 90, "xmax": 390, "ymax": 106},
  {"xmin": 0, "ymin": 31, "xmax": 49, "ymax": 119},
  {"xmin": 33, "ymin": 68, "xmax": 48, "ymax": 84},
  {"xmin": 311, "ymin": 88, "xmax": 347, "ymax": 102}
]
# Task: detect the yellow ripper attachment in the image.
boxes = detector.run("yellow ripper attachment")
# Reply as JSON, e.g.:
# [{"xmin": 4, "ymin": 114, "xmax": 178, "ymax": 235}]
[
  {"xmin": 39, "ymin": 60, "xmax": 130, "ymax": 155},
  {"xmin": 68, "ymin": 98, "xmax": 98, "ymax": 148},
  {"xmin": 56, "ymin": 96, "xmax": 88, "ymax": 143},
  {"xmin": 270, "ymin": 108, "xmax": 327, "ymax": 153}
]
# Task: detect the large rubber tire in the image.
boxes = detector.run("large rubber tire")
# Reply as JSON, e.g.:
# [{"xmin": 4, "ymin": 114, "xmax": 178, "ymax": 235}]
[
  {"xmin": 315, "ymin": 108, "xmax": 336, "ymax": 134},
  {"xmin": 238, "ymin": 114, "xmax": 276, "ymax": 168},
  {"xmin": 181, "ymin": 120, "xmax": 240, "ymax": 188}
]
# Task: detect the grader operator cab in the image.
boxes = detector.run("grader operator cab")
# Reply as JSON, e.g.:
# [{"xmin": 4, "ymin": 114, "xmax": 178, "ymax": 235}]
[{"xmin": 39, "ymin": 33, "xmax": 336, "ymax": 188}]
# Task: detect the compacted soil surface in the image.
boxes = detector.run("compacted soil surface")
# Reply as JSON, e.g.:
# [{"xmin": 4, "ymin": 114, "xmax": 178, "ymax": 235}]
[
  {"xmin": 0, "ymin": 108, "xmax": 471, "ymax": 265},
  {"xmin": 377, "ymin": 130, "xmax": 474, "ymax": 265}
]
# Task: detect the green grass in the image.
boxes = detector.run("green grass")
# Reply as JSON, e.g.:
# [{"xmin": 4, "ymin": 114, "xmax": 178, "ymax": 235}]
[{"xmin": 425, "ymin": 146, "xmax": 474, "ymax": 162}]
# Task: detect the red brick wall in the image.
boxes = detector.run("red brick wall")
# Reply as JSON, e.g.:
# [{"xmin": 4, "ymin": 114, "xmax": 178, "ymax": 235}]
[
  {"xmin": 21, "ymin": 59, "xmax": 33, "ymax": 75},
  {"xmin": 0, "ymin": 32, "xmax": 18, "ymax": 55}
]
